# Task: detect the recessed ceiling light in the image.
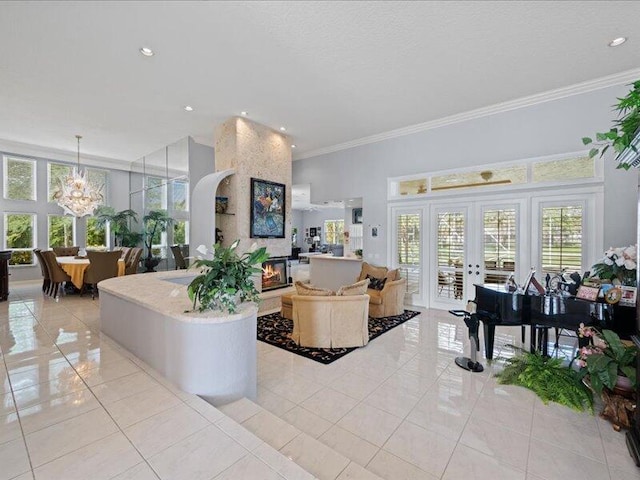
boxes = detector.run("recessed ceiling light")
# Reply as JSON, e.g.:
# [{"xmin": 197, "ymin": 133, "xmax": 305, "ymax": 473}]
[
  {"xmin": 139, "ymin": 47, "xmax": 154, "ymax": 56},
  {"xmin": 291, "ymin": 144, "xmax": 297, "ymax": 148},
  {"xmin": 184, "ymin": 105, "xmax": 194, "ymax": 112},
  {"xmin": 279, "ymin": 127, "xmax": 286, "ymax": 132},
  {"xmin": 609, "ymin": 37, "xmax": 627, "ymax": 47},
  {"xmin": 240, "ymin": 111, "xmax": 248, "ymax": 116}
]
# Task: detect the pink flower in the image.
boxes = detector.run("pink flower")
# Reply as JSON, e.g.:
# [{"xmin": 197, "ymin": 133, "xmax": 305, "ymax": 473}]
[{"xmin": 576, "ymin": 359, "xmax": 586, "ymax": 368}]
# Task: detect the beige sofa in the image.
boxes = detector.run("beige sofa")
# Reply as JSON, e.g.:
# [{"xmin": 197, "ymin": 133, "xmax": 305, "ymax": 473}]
[
  {"xmin": 358, "ymin": 262, "xmax": 407, "ymax": 318},
  {"xmin": 291, "ymin": 294, "xmax": 370, "ymax": 348}
]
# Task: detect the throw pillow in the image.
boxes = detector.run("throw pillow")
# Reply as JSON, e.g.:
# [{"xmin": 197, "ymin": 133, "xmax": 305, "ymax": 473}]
[
  {"xmin": 366, "ymin": 274, "xmax": 387, "ymax": 291},
  {"xmin": 337, "ymin": 278, "xmax": 370, "ymax": 296},
  {"xmin": 386, "ymin": 269, "xmax": 400, "ymax": 282},
  {"xmin": 358, "ymin": 262, "xmax": 388, "ymax": 281},
  {"xmin": 295, "ymin": 281, "xmax": 335, "ymax": 296}
]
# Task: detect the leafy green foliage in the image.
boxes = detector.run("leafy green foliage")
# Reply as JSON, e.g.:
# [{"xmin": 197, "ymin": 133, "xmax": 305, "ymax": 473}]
[
  {"xmin": 582, "ymin": 79, "xmax": 640, "ymax": 170},
  {"xmin": 142, "ymin": 210, "xmax": 173, "ymax": 259},
  {"xmin": 187, "ymin": 240, "xmax": 270, "ymax": 314},
  {"xmin": 496, "ymin": 349, "xmax": 593, "ymax": 413},
  {"xmin": 577, "ymin": 329, "xmax": 637, "ymax": 395},
  {"xmin": 94, "ymin": 207, "xmax": 140, "ymax": 247}
]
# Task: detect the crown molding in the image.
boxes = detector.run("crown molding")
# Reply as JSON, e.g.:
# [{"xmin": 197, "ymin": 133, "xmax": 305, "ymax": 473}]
[
  {"xmin": 0, "ymin": 138, "xmax": 132, "ymax": 171},
  {"xmin": 295, "ymin": 67, "xmax": 640, "ymax": 161}
]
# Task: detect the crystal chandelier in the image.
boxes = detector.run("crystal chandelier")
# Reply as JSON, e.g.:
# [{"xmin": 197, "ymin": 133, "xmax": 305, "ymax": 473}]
[{"xmin": 53, "ymin": 135, "xmax": 103, "ymax": 217}]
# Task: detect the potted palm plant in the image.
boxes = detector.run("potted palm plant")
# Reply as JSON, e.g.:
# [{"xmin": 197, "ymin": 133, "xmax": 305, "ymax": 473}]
[
  {"xmin": 94, "ymin": 206, "xmax": 142, "ymax": 247},
  {"xmin": 188, "ymin": 240, "xmax": 269, "ymax": 314},
  {"xmin": 142, "ymin": 209, "xmax": 173, "ymax": 272}
]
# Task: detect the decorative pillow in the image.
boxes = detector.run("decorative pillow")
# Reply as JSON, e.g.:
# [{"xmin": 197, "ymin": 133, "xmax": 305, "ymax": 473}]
[
  {"xmin": 295, "ymin": 281, "xmax": 334, "ymax": 296},
  {"xmin": 386, "ymin": 269, "xmax": 400, "ymax": 282},
  {"xmin": 358, "ymin": 262, "xmax": 388, "ymax": 281},
  {"xmin": 366, "ymin": 274, "xmax": 387, "ymax": 291},
  {"xmin": 337, "ymin": 279, "xmax": 370, "ymax": 296}
]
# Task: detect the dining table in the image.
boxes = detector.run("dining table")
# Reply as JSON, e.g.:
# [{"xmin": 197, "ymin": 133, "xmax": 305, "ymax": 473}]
[{"xmin": 56, "ymin": 256, "xmax": 126, "ymax": 289}]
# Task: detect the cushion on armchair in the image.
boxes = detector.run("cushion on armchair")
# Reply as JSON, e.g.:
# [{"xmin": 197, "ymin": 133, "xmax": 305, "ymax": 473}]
[
  {"xmin": 295, "ymin": 281, "xmax": 334, "ymax": 296},
  {"xmin": 366, "ymin": 274, "xmax": 387, "ymax": 291},
  {"xmin": 358, "ymin": 262, "xmax": 389, "ymax": 282},
  {"xmin": 337, "ymin": 278, "xmax": 370, "ymax": 296}
]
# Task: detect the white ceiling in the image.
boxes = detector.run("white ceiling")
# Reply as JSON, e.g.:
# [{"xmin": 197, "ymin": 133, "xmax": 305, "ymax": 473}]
[{"xmin": 0, "ymin": 1, "xmax": 639, "ymax": 162}]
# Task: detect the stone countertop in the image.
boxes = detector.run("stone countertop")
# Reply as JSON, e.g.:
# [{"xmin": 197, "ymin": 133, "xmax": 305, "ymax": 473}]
[
  {"xmin": 310, "ymin": 255, "xmax": 363, "ymax": 262},
  {"xmin": 98, "ymin": 269, "xmax": 257, "ymax": 325}
]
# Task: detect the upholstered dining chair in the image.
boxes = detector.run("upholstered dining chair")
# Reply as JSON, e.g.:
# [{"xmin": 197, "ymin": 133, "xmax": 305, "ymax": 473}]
[
  {"xmin": 125, "ymin": 247, "xmax": 143, "ymax": 275},
  {"xmin": 33, "ymin": 249, "xmax": 51, "ymax": 294},
  {"xmin": 83, "ymin": 251, "xmax": 122, "ymax": 299},
  {"xmin": 41, "ymin": 250, "xmax": 72, "ymax": 299},
  {"xmin": 52, "ymin": 246, "xmax": 80, "ymax": 257},
  {"xmin": 170, "ymin": 245, "xmax": 187, "ymax": 269}
]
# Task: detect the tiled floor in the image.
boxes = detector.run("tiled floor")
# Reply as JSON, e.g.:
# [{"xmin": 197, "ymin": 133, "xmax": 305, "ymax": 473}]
[{"xmin": 1, "ymin": 280, "xmax": 639, "ymax": 480}]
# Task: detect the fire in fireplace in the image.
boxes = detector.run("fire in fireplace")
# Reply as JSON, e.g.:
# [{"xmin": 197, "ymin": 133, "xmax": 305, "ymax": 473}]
[{"xmin": 262, "ymin": 257, "xmax": 290, "ymax": 291}]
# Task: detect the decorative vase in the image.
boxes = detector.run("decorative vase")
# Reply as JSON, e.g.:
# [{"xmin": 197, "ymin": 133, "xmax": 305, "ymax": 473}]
[{"xmin": 143, "ymin": 256, "xmax": 160, "ymax": 273}]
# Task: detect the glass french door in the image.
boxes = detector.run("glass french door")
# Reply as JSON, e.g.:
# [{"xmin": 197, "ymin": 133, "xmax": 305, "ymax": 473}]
[
  {"xmin": 391, "ymin": 208, "xmax": 423, "ymax": 305},
  {"xmin": 430, "ymin": 201, "xmax": 524, "ymax": 309}
]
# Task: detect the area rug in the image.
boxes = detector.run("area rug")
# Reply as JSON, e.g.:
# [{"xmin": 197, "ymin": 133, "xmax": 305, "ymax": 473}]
[{"xmin": 257, "ymin": 310, "xmax": 420, "ymax": 364}]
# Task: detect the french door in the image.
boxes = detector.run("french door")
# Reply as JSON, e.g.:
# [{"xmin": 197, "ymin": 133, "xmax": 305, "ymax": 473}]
[
  {"xmin": 391, "ymin": 208, "xmax": 424, "ymax": 305},
  {"xmin": 429, "ymin": 200, "xmax": 526, "ymax": 310}
]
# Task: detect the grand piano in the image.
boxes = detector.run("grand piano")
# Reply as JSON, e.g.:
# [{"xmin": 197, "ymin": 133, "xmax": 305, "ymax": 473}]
[{"xmin": 474, "ymin": 284, "xmax": 614, "ymax": 359}]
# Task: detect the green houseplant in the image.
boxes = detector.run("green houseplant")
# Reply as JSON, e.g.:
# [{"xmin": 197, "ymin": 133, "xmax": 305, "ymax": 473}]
[
  {"xmin": 575, "ymin": 325, "xmax": 637, "ymax": 396},
  {"xmin": 142, "ymin": 209, "xmax": 173, "ymax": 272},
  {"xmin": 187, "ymin": 240, "xmax": 269, "ymax": 314},
  {"xmin": 94, "ymin": 206, "xmax": 142, "ymax": 247},
  {"xmin": 582, "ymin": 79, "xmax": 640, "ymax": 170}
]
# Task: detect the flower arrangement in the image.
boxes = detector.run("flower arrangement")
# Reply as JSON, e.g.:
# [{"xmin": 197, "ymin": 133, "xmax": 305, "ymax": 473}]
[
  {"xmin": 575, "ymin": 324, "xmax": 636, "ymax": 395},
  {"xmin": 187, "ymin": 240, "xmax": 269, "ymax": 314},
  {"xmin": 591, "ymin": 244, "xmax": 637, "ymax": 286}
]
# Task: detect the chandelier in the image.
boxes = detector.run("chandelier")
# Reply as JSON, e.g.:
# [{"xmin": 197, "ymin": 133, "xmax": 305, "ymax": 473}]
[{"xmin": 53, "ymin": 135, "xmax": 103, "ymax": 217}]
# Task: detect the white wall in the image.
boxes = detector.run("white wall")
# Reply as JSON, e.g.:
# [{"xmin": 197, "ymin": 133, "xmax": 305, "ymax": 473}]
[{"xmin": 293, "ymin": 83, "xmax": 639, "ymax": 264}]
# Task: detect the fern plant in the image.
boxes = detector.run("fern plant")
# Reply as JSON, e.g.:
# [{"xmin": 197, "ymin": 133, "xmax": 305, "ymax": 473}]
[{"xmin": 496, "ymin": 348, "xmax": 593, "ymax": 413}]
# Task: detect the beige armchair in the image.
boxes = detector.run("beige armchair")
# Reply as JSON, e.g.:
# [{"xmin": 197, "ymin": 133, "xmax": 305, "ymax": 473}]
[
  {"xmin": 291, "ymin": 294, "xmax": 370, "ymax": 348},
  {"xmin": 357, "ymin": 262, "xmax": 407, "ymax": 318}
]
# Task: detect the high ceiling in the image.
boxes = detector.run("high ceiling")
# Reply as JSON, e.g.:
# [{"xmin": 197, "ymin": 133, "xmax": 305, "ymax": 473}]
[{"xmin": 1, "ymin": 1, "xmax": 639, "ymax": 162}]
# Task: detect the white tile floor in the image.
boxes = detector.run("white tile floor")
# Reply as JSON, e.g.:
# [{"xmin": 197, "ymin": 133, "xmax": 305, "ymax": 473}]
[{"xmin": 0, "ymin": 279, "xmax": 639, "ymax": 480}]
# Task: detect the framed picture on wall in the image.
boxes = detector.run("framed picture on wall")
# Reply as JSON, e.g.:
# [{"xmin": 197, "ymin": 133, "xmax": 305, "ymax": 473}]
[
  {"xmin": 250, "ymin": 178, "xmax": 286, "ymax": 238},
  {"xmin": 352, "ymin": 208, "xmax": 363, "ymax": 224},
  {"xmin": 309, "ymin": 227, "xmax": 317, "ymax": 237}
]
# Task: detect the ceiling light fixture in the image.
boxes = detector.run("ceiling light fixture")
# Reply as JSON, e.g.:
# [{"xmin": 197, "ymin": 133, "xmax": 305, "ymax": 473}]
[
  {"xmin": 279, "ymin": 127, "xmax": 286, "ymax": 132},
  {"xmin": 53, "ymin": 135, "xmax": 103, "ymax": 217},
  {"xmin": 240, "ymin": 111, "xmax": 248, "ymax": 116},
  {"xmin": 608, "ymin": 37, "xmax": 627, "ymax": 47},
  {"xmin": 184, "ymin": 105, "xmax": 194, "ymax": 112},
  {"xmin": 139, "ymin": 47, "xmax": 154, "ymax": 56}
]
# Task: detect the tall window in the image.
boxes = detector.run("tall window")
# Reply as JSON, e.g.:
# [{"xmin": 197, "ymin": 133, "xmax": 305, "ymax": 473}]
[
  {"xmin": 87, "ymin": 168, "xmax": 108, "ymax": 205},
  {"xmin": 171, "ymin": 179, "xmax": 189, "ymax": 211},
  {"xmin": 86, "ymin": 217, "xmax": 107, "ymax": 250},
  {"xmin": 396, "ymin": 213, "xmax": 421, "ymax": 296},
  {"xmin": 541, "ymin": 205, "xmax": 583, "ymax": 275},
  {"xmin": 324, "ymin": 220, "xmax": 344, "ymax": 244},
  {"xmin": 48, "ymin": 162, "xmax": 72, "ymax": 201},
  {"xmin": 4, "ymin": 157, "xmax": 36, "ymax": 200},
  {"xmin": 48, "ymin": 215, "xmax": 75, "ymax": 248},
  {"xmin": 146, "ymin": 176, "xmax": 166, "ymax": 211},
  {"xmin": 174, "ymin": 220, "xmax": 189, "ymax": 245},
  {"xmin": 4, "ymin": 213, "xmax": 35, "ymax": 265}
]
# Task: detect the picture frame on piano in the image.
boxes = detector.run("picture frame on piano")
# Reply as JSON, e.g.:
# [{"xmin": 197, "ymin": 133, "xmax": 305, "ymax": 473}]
[
  {"xmin": 619, "ymin": 285, "xmax": 637, "ymax": 307},
  {"xmin": 576, "ymin": 285, "xmax": 600, "ymax": 302}
]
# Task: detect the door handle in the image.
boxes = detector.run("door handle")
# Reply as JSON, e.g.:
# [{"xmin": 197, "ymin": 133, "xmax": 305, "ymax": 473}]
[
  {"xmin": 468, "ymin": 270, "xmax": 472, "ymax": 275},
  {"xmin": 476, "ymin": 264, "xmax": 480, "ymax": 268},
  {"xmin": 476, "ymin": 271, "xmax": 480, "ymax": 275}
]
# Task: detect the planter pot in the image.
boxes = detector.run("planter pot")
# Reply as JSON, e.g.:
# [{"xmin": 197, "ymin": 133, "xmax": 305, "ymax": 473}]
[
  {"xmin": 143, "ymin": 257, "xmax": 160, "ymax": 273},
  {"xmin": 614, "ymin": 375, "xmax": 634, "ymax": 398}
]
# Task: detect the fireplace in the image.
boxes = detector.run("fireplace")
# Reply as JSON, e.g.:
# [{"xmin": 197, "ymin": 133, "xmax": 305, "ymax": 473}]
[{"xmin": 262, "ymin": 257, "xmax": 290, "ymax": 292}]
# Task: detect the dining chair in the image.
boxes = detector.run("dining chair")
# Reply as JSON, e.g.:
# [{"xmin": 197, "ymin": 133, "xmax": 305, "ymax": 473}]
[
  {"xmin": 83, "ymin": 251, "xmax": 122, "ymax": 299},
  {"xmin": 125, "ymin": 247, "xmax": 143, "ymax": 275},
  {"xmin": 170, "ymin": 245, "xmax": 187, "ymax": 270},
  {"xmin": 41, "ymin": 250, "xmax": 72, "ymax": 300},
  {"xmin": 52, "ymin": 246, "xmax": 80, "ymax": 257},
  {"xmin": 33, "ymin": 249, "xmax": 51, "ymax": 294},
  {"xmin": 119, "ymin": 247, "xmax": 131, "ymax": 262}
]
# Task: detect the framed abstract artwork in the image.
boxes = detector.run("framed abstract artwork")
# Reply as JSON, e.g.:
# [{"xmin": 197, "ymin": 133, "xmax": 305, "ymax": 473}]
[{"xmin": 250, "ymin": 178, "xmax": 285, "ymax": 238}]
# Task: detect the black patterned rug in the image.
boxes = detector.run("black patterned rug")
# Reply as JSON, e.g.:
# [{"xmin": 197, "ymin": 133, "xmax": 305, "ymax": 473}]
[{"xmin": 257, "ymin": 310, "xmax": 420, "ymax": 364}]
